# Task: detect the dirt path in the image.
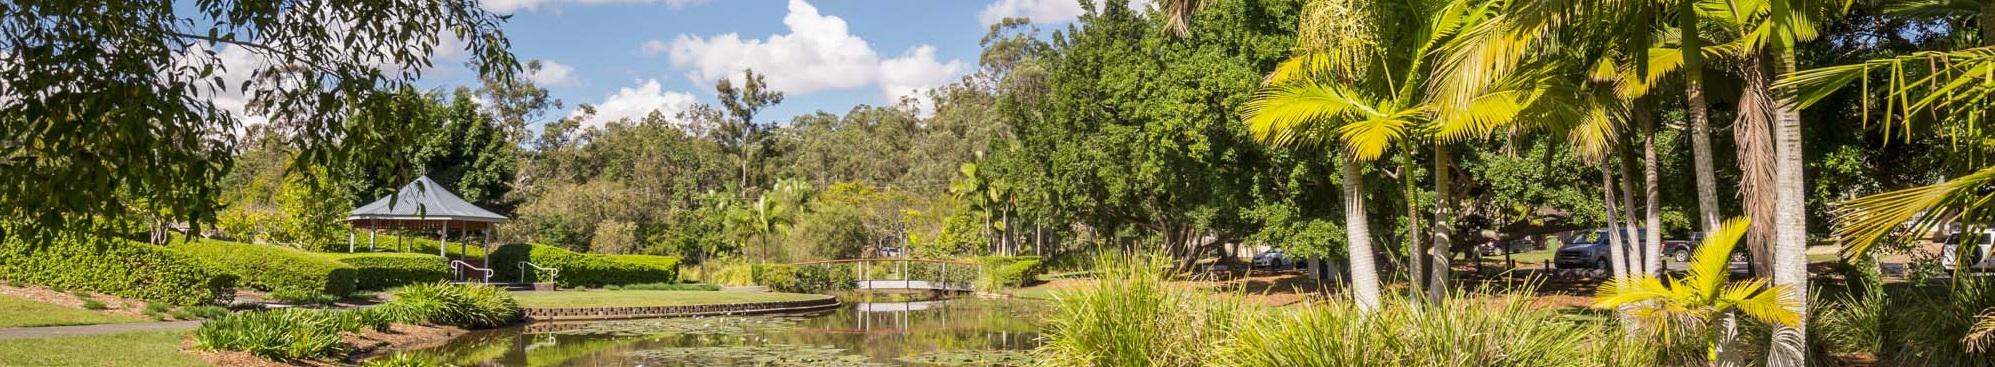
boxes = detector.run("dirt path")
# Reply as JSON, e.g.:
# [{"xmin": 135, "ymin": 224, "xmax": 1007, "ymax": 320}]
[{"xmin": 0, "ymin": 320, "xmax": 201, "ymax": 341}]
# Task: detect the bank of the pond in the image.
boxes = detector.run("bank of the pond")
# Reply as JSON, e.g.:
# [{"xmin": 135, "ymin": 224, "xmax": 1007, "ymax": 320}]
[{"xmin": 512, "ymin": 290, "xmax": 839, "ymax": 321}]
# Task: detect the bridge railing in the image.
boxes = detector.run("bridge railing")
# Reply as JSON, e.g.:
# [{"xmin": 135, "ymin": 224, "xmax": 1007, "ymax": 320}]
[{"xmin": 790, "ymin": 258, "xmax": 982, "ymax": 291}]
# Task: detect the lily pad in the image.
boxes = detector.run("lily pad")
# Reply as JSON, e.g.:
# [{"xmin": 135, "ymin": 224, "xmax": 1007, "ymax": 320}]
[
  {"xmin": 538, "ymin": 316, "xmax": 804, "ymax": 337},
  {"xmin": 896, "ymin": 349, "xmax": 1035, "ymax": 366},
  {"xmin": 627, "ymin": 344, "xmax": 884, "ymax": 366}
]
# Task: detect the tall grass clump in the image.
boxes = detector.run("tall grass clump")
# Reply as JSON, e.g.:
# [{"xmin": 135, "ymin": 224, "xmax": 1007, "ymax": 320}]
[
  {"xmin": 1222, "ymin": 282, "xmax": 1655, "ymax": 367},
  {"xmin": 1037, "ymin": 255, "xmax": 1239, "ymax": 367},
  {"xmin": 373, "ymin": 282, "xmax": 519, "ymax": 328},
  {"xmin": 193, "ymin": 309, "xmax": 356, "ymax": 361},
  {"xmin": 1882, "ymin": 276, "xmax": 1995, "ymax": 366}
]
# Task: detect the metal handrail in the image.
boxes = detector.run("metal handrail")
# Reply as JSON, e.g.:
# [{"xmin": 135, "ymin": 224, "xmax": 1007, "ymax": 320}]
[
  {"xmin": 449, "ymin": 260, "xmax": 493, "ymax": 283},
  {"xmin": 518, "ymin": 261, "xmax": 559, "ymax": 284}
]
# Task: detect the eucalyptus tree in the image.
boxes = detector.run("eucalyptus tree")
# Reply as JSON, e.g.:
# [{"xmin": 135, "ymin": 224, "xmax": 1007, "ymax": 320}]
[
  {"xmin": 0, "ymin": 0, "xmax": 518, "ymax": 239},
  {"xmin": 712, "ymin": 69, "xmax": 786, "ymax": 194}
]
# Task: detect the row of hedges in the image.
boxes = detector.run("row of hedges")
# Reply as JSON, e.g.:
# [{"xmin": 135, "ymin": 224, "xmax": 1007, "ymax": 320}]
[
  {"xmin": 751, "ymin": 264, "xmax": 854, "ymax": 294},
  {"xmin": 974, "ymin": 256, "xmax": 1046, "ymax": 290},
  {"xmin": 488, "ymin": 244, "xmax": 677, "ymax": 287},
  {"xmin": 0, "ymin": 235, "xmax": 237, "ymax": 305},
  {"xmin": 321, "ymin": 253, "xmax": 450, "ymax": 290},
  {"xmin": 172, "ymin": 239, "xmax": 359, "ymax": 297},
  {"xmin": 605, "ymin": 254, "xmax": 681, "ymax": 272}
]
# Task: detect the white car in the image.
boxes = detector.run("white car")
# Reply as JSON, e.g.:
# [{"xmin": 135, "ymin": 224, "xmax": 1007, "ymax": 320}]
[{"xmin": 1942, "ymin": 229, "xmax": 1995, "ymax": 271}]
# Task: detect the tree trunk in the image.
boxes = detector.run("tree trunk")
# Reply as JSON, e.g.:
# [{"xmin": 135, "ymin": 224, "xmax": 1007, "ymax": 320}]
[
  {"xmin": 1736, "ymin": 55, "xmax": 1778, "ymax": 277},
  {"xmin": 1715, "ymin": 310, "xmax": 1745, "ymax": 367},
  {"xmin": 1617, "ymin": 151, "xmax": 1643, "ymax": 273},
  {"xmin": 1769, "ymin": 46, "xmax": 1811, "ymax": 366},
  {"xmin": 1399, "ymin": 154, "xmax": 1427, "ymax": 303},
  {"xmin": 1603, "ymin": 166, "xmax": 1629, "ymax": 280},
  {"xmin": 1343, "ymin": 155, "xmax": 1383, "ymax": 314},
  {"xmin": 1681, "ymin": 0, "xmax": 1724, "ymax": 235},
  {"xmin": 1641, "ymin": 100, "xmax": 1663, "ymax": 277},
  {"xmin": 1429, "ymin": 143, "xmax": 1453, "ymax": 304}
]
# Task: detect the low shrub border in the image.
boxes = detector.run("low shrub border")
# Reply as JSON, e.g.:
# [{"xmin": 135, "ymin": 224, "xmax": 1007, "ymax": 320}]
[
  {"xmin": 489, "ymin": 244, "xmax": 677, "ymax": 287},
  {"xmin": 751, "ymin": 264, "xmax": 853, "ymax": 293},
  {"xmin": 973, "ymin": 256, "xmax": 1046, "ymax": 290},
  {"xmin": 324, "ymin": 253, "xmax": 450, "ymax": 290},
  {"xmin": 520, "ymin": 295, "xmax": 838, "ymax": 321},
  {"xmin": 0, "ymin": 234, "xmax": 236, "ymax": 305},
  {"xmin": 172, "ymin": 238, "xmax": 359, "ymax": 297}
]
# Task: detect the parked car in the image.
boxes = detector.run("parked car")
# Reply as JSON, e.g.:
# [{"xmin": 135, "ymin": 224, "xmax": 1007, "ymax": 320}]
[
  {"xmin": 1477, "ymin": 238, "xmax": 1534, "ymax": 256},
  {"xmin": 1942, "ymin": 229, "xmax": 1995, "ymax": 271},
  {"xmin": 1252, "ymin": 248, "xmax": 1291, "ymax": 269},
  {"xmin": 1658, "ymin": 231, "xmax": 1753, "ymax": 273},
  {"xmin": 1553, "ymin": 228, "xmax": 1647, "ymax": 270}
]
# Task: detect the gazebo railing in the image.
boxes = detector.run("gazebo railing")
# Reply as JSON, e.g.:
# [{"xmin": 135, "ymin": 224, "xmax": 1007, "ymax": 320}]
[
  {"xmin": 519, "ymin": 261, "xmax": 559, "ymax": 284},
  {"xmin": 450, "ymin": 260, "xmax": 493, "ymax": 283}
]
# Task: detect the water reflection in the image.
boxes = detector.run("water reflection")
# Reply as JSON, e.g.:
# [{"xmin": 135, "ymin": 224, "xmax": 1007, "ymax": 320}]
[{"xmin": 399, "ymin": 298, "xmax": 1045, "ymax": 366}]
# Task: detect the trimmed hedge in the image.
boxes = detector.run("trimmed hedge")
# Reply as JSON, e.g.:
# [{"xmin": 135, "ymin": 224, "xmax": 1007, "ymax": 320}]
[
  {"xmin": 751, "ymin": 263, "xmax": 853, "ymax": 294},
  {"xmin": 489, "ymin": 244, "xmax": 677, "ymax": 287},
  {"xmin": 173, "ymin": 238, "xmax": 358, "ymax": 297},
  {"xmin": 974, "ymin": 256, "xmax": 1046, "ymax": 290},
  {"xmin": 0, "ymin": 234, "xmax": 237, "ymax": 305},
  {"xmin": 323, "ymin": 253, "xmax": 450, "ymax": 290},
  {"xmin": 605, "ymin": 254, "xmax": 682, "ymax": 272}
]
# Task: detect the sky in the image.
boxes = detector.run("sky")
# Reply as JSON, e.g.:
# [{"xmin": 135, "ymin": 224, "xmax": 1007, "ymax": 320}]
[{"xmin": 389, "ymin": 0, "xmax": 1143, "ymax": 130}]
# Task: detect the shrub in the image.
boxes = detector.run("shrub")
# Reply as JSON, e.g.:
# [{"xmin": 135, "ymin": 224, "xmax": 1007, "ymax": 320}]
[
  {"xmin": 0, "ymin": 234, "xmax": 236, "ymax": 305},
  {"xmin": 606, "ymin": 254, "xmax": 682, "ymax": 272},
  {"xmin": 324, "ymin": 253, "xmax": 451, "ymax": 290},
  {"xmin": 373, "ymin": 282, "xmax": 519, "ymax": 329},
  {"xmin": 362, "ymin": 353, "xmax": 448, "ymax": 367},
  {"xmin": 973, "ymin": 256, "xmax": 1045, "ymax": 290},
  {"xmin": 80, "ymin": 299, "xmax": 107, "ymax": 310},
  {"xmin": 178, "ymin": 305, "xmax": 231, "ymax": 319},
  {"xmin": 268, "ymin": 289, "xmax": 339, "ymax": 306},
  {"xmin": 172, "ymin": 238, "xmax": 358, "ymax": 297},
  {"xmin": 193, "ymin": 309, "xmax": 353, "ymax": 361},
  {"xmin": 488, "ymin": 244, "xmax": 676, "ymax": 287},
  {"xmin": 751, "ymin": 264, "xmax": 852, "ymax": 293},
  {"xmin": 1882, "ymin": 277, "xmax": 1995, "ymax": 366},
  {"xmin": 709, "ymin": 262, "xmax": 756, "ymax": 286},
  {"xmin": 144, "ymin": 303, "xmax": 171, "ymax": 315},
  {"xmin": 620, "ymin": 282, "xmax": 720, "ymax": 291}
]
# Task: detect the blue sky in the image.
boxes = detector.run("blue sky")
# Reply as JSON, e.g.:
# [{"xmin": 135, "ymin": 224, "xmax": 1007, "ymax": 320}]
[{"xmin": 415, "ymin": 0, "xmax": 1129, "ymax": 129}]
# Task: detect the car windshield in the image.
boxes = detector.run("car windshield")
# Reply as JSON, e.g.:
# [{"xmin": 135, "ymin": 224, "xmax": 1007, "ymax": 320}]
[
  {"xmin": 1566, "ymin": 231, "xmax": 1603, "ymax": 245},
  {"xmin": 1946, "ymin": 232, "xmax": 1995, "ymax": 245}
]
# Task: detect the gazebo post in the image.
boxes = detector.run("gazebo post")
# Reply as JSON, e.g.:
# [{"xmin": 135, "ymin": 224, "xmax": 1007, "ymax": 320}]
[
  {"xmin": 369, "ymin": 225, "xmax": 377, "ymax": 252},
  {"xmin": 348, "ymin": 230, "xmax": 355, "ymax": 253},
  {"xmin": 440, "ymin": 220, "xmax": 450, "ymax": 259}
]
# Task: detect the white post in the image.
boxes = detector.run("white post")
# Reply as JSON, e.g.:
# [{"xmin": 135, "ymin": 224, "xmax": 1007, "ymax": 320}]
[
  {"xmin": 348, "ymin": 230, "xmax": 355, "ymax": 253},
  {"xmin": 369, "ymin": 227, "xmax": 377, "ymax": 252},
  {"xmin": 440, "ymin": 221, "xmax": 450, "ymax": 259}
]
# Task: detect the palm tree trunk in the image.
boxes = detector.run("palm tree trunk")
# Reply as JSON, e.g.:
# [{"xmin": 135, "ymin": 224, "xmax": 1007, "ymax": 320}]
[
  {"xmin": 1398, "ymin": 151, "xmax": 1426, "ymax": 302},
  {"xmin": 1617, "ymin": 151, "xmax": 1643, "ymax": 273},
  {"xmin": 1603, "ymin": 166, "xmax": 1629, "ymax": 280},
  {"xmin": 1736, "ymin": 55, "xmax": 1778, "ymax": 277},
  {"xmin": 1429, "ymin": 143, "xmax": 1453, "ymax": 304},
  {"xmin": 1681, "ymin": 0, "xmax": 1723, "ymax": 234},
  {"xmin": 1715, "ymin": 309, "xmax": 1745, "ymax": 367},
  {"xmin": 1343, "ymin": 154, "xmax": 1383, "ymax": 314},
  {"xmin": 1769, "ymin": 46, "xmax": 1811, "ymax": 366},
  {"xmin": 1641, "ymin": 101, "xmax": 1663, "ymax": 276}
]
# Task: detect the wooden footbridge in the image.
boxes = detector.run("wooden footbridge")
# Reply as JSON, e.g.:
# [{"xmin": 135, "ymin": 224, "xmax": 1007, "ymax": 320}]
[{"xmin": 789, "ymin": 258, "xmax": 980, "ymax": 292}]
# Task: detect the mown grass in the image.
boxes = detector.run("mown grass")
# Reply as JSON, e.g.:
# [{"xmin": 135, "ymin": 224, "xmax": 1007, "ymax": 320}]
[
  {"xmin": 0, "ymin": 330, "xmax": 210, "ymax": 367},
  {"xmin": 510, "ymin": 290, "xmax": 824, "ymax": 308},
  {"xmin": 0, "ymin": 294, "xmax": 143, "ymax": 328}
]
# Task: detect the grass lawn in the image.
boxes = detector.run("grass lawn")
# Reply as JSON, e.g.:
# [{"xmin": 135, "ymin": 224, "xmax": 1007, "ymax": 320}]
[
  {"xmin": 0, "ymin": 295, "xmax": 143, "ymax": 328},
  {"xmin": 0, "ymin": 330, "xmax": 208, "ymax": 367},
  {"xmin": 510, "ymin": 290, "xmax": 826, "ymax": 308}
]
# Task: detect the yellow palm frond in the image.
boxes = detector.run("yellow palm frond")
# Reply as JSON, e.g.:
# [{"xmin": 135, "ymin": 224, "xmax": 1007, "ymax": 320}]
[
  {"xmin": 1722, "ymin": 281, "xmax": 1800, "ymax": 327},
  {"xmin": 1966, "ymin": 309, "xmax": 1995, "ymax": 353},
  {"xmin": 1336, "ymin": 110, "xmax": 1421, "ymax": 162},
  {"xmin": 1593, "ymin": 276, "xmax": 1675, "ymax": 309},
  {"xmin": 1242, "ymin": 82, "xmax": 1374, "ymax": 148},
  {"xmin": 1834, "ymin": 166, "xmax": 1995, "ymax": 262},
  {"xmin": 1566, "ymin": 98, "xmax": 1621, "ymax": 163},
  {"xmin": 1265, "ymin": 52, "xmax": 1341, "ymax": 86},
  {"xmin": 1687, "ymin": 218, "xmax": 1753, "ymax": 298}
]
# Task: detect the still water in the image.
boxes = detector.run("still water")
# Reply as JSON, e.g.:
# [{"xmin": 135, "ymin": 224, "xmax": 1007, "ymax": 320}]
[{"xmin": 396, "ymin": 298, "xmax": 1046, "ymax": 366}]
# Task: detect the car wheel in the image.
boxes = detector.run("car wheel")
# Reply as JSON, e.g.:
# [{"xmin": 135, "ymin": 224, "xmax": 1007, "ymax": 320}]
[
  {"xmin": 1594, "ymin": 258, "xmax": 1610, "ymax": 271},
  {"xmin": 1673, "ymin": 249, "xmax": 1690, "ymax": 262}
]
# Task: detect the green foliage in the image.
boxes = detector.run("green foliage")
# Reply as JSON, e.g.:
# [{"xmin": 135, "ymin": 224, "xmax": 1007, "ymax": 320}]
[
  {"xmin": 1879, "ymin": 278, "xmax": 1995, "ymax": 366},
  {"xmin": 267, "ymin": 289, "xmax": 339, "ymax": 306},
  {"xmin": 605, "ymin": 254, "xmax": 683, "ymax": 272},
  {"xmin": 1038, "ymin": 255, "xmax": 1240, "ymax": 366},
  {"xmin": 973, "ymin": 256, "xmax": 1045, "ymax": 290},
  {"xmin": 171, "ymin": 238, "xmax": 358, "ymax": 297},
  {"xmin": 177, "ymin": 305, "xmax": 230, "ymax": 320},
  {"xmin": 193, "ymin": 309, "xmax": 357, "ymax": 361},
  {"xmin": 79, "ymin": 299, "xmax": 107, "ymax": 311},
  {"xmin": 324, "ymin": 253, "xmax": 451, "ymax": 291},
  {"xmin": 617, "ymin": 282, "xmax": 721, "ymax": 291},
  {"xmin": 144, "ymin": 302, "xmax": 171, "ymax": 315},
  {"xmin": 749, "ymin": 264, "xmax": 852, "ymax": 294},
  {"xmin": 0, "ymin": 234, "xmax": 236, "ymax": 305},
  {"xmin": 274, "ymin": 170, "xmax": 355, "ymax": 252},
  {"xmin": 708, "ymin": 262, "xmax": 757, "ymax": 287},
  {"xmin": 412, "ymin": 88, "xmax": 521, "ymax": 210},
  {"xmin": 363, "ymin": 353, "xmax": 450, "ymax": 367},
  {"xmin": 372, "ymin": 283, "xmax": 520, "ymax": 329},
  {"xmin": 489, "ymin": 244, "xmax": 677, "ymax": 287}
]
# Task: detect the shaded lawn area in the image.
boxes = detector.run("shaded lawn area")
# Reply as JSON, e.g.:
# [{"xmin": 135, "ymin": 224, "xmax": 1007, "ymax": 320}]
[
  {"xmin": 510, "ymin": 290, "xmax": 826, "ymax": 308},
  {"xmin": 0, "ymin": 330, "xmax": 208, "ymax": 367},
  {"xmin": 0, "ymin": 295, "xmax": 143, "ymax": 328}
]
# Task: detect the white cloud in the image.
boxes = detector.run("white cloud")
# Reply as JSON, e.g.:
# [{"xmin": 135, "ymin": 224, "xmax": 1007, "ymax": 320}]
[
  {"xmin": 574, "ymin": 79, "xmax": 698, "ymax": 130},
  {"xmin": 660, "ymin": 0, "xmax": 965, "ymax": 106},
  {"xmin": 878, "ymin": 45, "xmax": 966, "ymax": 106},
  {"xmin": 481, "ymin": 0, "xmax": 708, "ymax": 14},
  {"xmin": 526, "ymin": 60, "xmax": 580, "ymax": 87},
  {"xmin": 978, "ymin": 0, "xmax": 1153, "ymax": 25}
]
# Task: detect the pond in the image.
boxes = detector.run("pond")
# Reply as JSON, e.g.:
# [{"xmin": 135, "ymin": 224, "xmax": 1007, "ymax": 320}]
[{"xmin": 394, "ymin": 297, "xmax": 1047, "ymax": 366}]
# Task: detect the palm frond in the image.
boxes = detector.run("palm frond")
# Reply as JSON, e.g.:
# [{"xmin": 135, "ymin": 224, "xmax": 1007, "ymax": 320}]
[
  {"xmin": 1594, "ymin": 277, "xmax": 1677, "ymax": 309},
  {"xmin": 1688, "ymin": 218, "xmax": 1753, "ymax": 298},
  {"xmin": 1336, "ymin": 110, "xmax": 1422, "ymax": 162},
  {"xmin": 1835, "ymin": 166, "xmax": 1995, "ymax": 261},
  {"xmin": 1242, "ymin": 82, "xmax": 1375, "ymax": 148},
  {"xmin": 1966, "ymin": 309, "xmax": 1995, "ymax": 353},
  {"xmin": 1884, "ymin": 0, "xmax": 1979, "ymax": 18},
  {"xmin": 1725, "ymin": 281, "xmax": 1800, "ymax": 327}
]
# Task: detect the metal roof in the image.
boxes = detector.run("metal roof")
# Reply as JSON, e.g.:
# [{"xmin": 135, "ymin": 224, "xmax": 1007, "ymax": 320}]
[{"xmin": 347, "ymin": 176, "xmax": 508, "ymax": 223}]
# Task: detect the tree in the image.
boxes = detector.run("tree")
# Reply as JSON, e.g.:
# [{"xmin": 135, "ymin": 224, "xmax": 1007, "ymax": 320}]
[
  {"xmin": 0, "ymin": 0, "xmax": 517, "ymax": 239},
  {"xmin": 712, "ymin": 69, "xmax": 786, "ymax": 193},
  {"xmin": 1594, "ymin": 218, "xmax": 1798, "ymax": 366}
]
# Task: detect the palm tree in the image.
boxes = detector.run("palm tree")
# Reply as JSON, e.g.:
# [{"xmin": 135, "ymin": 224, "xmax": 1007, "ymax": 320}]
[{"xmin": 1595, "ymin": 217, "xmax": 1799, "ymax": 366}]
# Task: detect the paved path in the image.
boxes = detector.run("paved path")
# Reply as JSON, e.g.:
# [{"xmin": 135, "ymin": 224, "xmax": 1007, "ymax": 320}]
[{"xmin": 0, "ymin": 321, "xmax": 201, "ymax": 341}]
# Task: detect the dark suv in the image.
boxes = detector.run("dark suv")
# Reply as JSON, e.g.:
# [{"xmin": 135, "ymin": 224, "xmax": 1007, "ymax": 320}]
[
  {"xmin": 1662, "ymin": 231, "xmax": 1752, "ymax": 273},
  {"xmin": 1554, "ymin": 228, "xmax": 1646, "ymax": 270}
]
